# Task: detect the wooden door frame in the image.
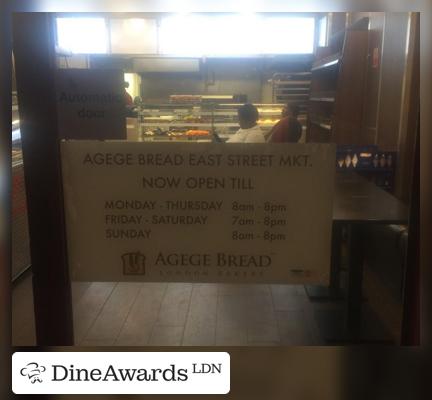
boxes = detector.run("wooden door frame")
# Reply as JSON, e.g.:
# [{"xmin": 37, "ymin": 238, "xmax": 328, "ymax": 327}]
[{"xmin": 13, "ymin": 12, "xmax": 74, "ymax": 345}]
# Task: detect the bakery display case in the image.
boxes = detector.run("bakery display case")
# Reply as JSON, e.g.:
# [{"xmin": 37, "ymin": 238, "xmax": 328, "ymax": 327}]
[{"xmin": 138, "ymin": 100, "xmax": 284, "ymax": 141}]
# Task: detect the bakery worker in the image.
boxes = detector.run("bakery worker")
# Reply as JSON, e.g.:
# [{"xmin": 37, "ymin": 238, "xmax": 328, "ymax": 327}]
[
  {"xmin": 227, "ymin": 103, "xmax": 266, "ymax": 143},
  {"xmin": 267, "ymin": 103, "xmax": 302, "ymax": 143},
  {"xmin": 123, "ymin": 81, "xmax": 138, "ymax": 117},
  {"xmin": 123, "ymin": 81, "xmax": 134, "ymax": 106}
]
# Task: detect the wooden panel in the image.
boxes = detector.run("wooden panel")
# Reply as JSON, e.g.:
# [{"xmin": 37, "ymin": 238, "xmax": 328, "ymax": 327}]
[
  {"xmin": 377, "ymin": 13, "xmax": 409, "ymax": 150},
  {"xmin": 307, "ymin": 25, "xmax": 369, "ymax": 144},
  {"xmin": 394, "ymin": 13, "xmax": 419, "ymax": 203},
  {"xmin": 401, "ymin": 120, "xmax": 419, "ymax": 344},
  {"xmin": 333, "ymin": 31, "xmax": 369, "ymax": 144},
  {"xmin": 13, "ymin": 12, "xmax": 74, "ymax": 345},
  {"xmin": 360, "ymin": 13, "xmax": 385, "ymax": 145}
]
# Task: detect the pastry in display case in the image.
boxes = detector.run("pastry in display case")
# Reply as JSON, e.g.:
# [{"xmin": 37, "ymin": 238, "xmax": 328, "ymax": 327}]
[{"xmin": 138, "ymin": 99, "xmax": 284, "ymax": 141}]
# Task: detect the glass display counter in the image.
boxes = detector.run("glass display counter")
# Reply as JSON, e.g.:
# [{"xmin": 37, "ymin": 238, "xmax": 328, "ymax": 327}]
[{"xmin": 137, "ymin": 102, "xmax": 284, "ymax": 142}]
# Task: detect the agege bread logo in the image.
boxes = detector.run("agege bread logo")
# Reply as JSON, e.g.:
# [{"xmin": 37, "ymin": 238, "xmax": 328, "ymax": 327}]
[
  {"xmin": 121, "ymin": 251, "xmax": 146, "ymax": 275},
  {"xmin": 20, "ymin": 362, "xmax": 46, "ymax": 383}
]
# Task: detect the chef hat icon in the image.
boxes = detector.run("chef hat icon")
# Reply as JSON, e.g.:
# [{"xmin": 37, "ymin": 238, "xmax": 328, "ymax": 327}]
[{"xmin": 20, "ymin": 362, "xmax": 46, "ymax": 383}]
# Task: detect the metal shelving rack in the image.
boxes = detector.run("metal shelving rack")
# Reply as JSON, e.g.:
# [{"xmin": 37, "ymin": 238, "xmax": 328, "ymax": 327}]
[{"xmin": 271, "ymin": 72, "xmax": 311, "ymax": 123}]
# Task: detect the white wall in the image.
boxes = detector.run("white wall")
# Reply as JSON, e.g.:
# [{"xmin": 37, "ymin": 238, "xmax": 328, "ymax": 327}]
[{"xmin": 124, "ymin": 73, "xmax": 142, "ymax": 99}]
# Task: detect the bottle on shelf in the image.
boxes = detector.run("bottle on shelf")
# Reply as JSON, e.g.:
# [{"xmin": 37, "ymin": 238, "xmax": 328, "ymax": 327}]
[
  {"xmin": 387, "ymin": 154, "xmax": 393, "ymax": 167},
  {"xmin": 345, "ymin": 153, "xmax": 352, "ymax": 168}
]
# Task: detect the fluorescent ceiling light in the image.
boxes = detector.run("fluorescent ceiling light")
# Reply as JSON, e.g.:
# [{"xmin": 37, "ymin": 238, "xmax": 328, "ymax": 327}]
[
  {"xmin": 159, "ymin": 15, "xmax": 315, "ymax": 56},
  {"xmin": 56, "ymin": 17, "xmax": 108, "ymax": 54}
]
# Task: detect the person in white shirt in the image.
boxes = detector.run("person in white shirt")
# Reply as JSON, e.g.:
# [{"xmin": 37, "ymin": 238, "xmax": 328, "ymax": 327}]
[{"xmin": 227, "ymin": 103, "xmax": 266, "ymax": 143}]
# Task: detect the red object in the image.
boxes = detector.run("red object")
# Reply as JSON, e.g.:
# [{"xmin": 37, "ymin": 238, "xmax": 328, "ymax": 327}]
[
  {"xmin": 268, "ymin": 117, "xmax": 302, "ymax": 143},
  {"xmin": 124, "ymin": 90, "xmax": 133, "ymax": 106}
]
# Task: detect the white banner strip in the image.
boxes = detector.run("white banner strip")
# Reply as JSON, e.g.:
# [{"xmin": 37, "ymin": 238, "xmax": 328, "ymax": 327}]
[{"xmin": 12, "ymin": 352, "xmax": 230, "ymax": 394}]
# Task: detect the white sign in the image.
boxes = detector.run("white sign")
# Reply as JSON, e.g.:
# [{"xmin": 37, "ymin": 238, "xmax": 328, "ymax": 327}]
[
  {"xmin": 13, "ymin": 352, "xmax": 230, "ymax": 394},
  {"xmin": 61, "ymin": 142, "xmax": 335, "ymax": 284},
  {"xmin": 55, "ymin": 69, "xmax": 126, "ymax": 140}
]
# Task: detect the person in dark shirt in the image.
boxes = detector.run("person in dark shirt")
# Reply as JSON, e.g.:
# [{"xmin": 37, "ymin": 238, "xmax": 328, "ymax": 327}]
[
  {"xmin": 123, "ymin": 81, "xmax": 138, "ymax": 117},
  {"xmin": 123, "ymin": 81, "xmax": 134, "ymax": 106},
  {"xmin": 267, "ymin": 103, "xmax": 302, "ymax": 143}
]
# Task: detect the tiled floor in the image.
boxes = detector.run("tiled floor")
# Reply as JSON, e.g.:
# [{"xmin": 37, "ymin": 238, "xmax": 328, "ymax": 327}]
[{"xmin": 12, "ymin": 273, "xmax": 324, "ymax": 346}]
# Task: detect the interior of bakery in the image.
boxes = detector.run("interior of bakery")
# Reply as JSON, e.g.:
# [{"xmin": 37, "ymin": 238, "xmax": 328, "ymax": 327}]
[
  {"xmin": 12, "ymin": 12, "xmax": 419, "ymax": 346},
  {"xmin": 32, "ymin": 12, "xmax": 416, "ymax": 197}
]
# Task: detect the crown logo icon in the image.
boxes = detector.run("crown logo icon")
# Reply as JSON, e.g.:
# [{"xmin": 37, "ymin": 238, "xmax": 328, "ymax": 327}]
[{"xmin": 121, "ymin": 252, "xmax": 146, "ymax": 275}]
